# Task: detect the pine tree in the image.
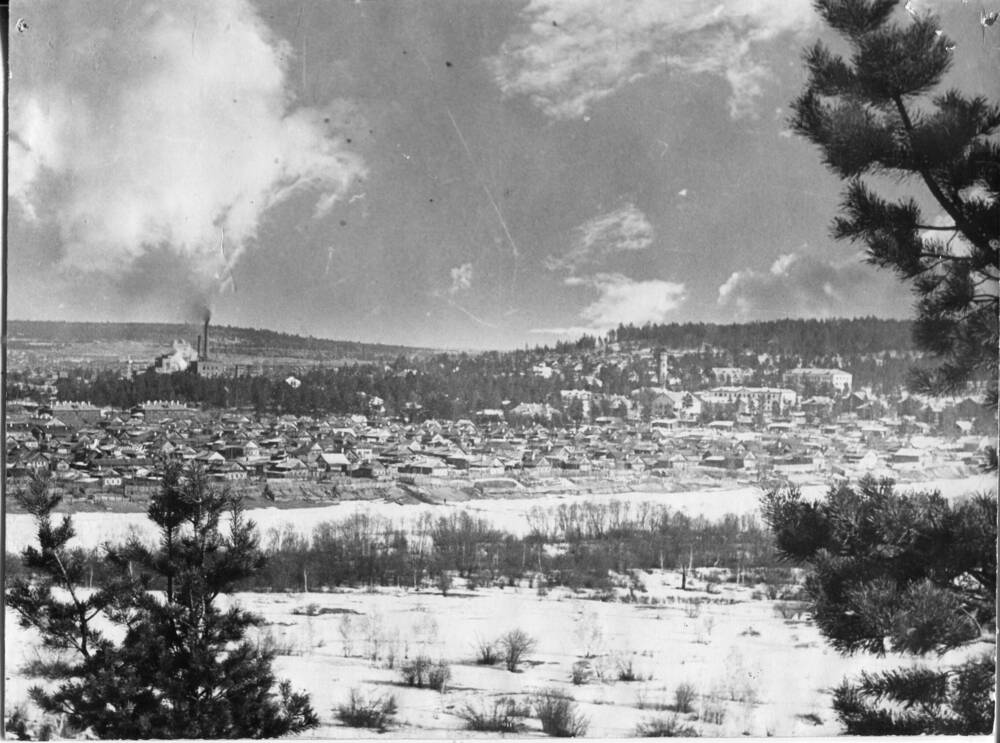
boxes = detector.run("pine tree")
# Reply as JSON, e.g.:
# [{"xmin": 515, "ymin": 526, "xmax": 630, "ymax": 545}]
[
  {"xmin": 762, "ymin": 476, "xmax": 996, "ymax": 734},
  {"xmin": 790, "ymin": 0, "xmax": 999, "ymax": 405},
  {"xmin": 5, "ymin": 466, "xmax": 319, "ymax": 739}
]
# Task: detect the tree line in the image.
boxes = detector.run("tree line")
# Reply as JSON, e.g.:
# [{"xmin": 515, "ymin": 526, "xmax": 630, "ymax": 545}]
[
  {"xmin": 607, "ymin": 317, "xmax": 916, "ymax": 357},
  {"xmin": 5, "ymin": 497, "xmax": 780, "ymax": 598}
]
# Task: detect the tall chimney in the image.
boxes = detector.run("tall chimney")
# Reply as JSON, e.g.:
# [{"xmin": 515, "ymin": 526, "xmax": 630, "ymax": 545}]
[
  {"xmin": 196, "ymin": 335, "xmax": 202, "ymax": 358},
  {"xmin": 203, "ymin": 318, "xmax": 210, "ymax": 361}
]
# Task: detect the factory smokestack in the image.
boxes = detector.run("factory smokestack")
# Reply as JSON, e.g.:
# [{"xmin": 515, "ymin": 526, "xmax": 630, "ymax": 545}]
[
  {"xmin": 203, "ymin": 317, "xmax": 210, "ymax": 361},
  {"xmin": 196, "ymin": 335, "xmax": 202, "ymax": 358}
]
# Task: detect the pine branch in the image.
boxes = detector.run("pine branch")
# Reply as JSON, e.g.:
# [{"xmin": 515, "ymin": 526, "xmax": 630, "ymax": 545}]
[{"xmin": 892, "ymin": 95, "xmax": 993, "ymax": 253}]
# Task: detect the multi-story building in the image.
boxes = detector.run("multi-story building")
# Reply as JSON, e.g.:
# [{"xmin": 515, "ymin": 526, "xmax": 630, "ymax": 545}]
[
  {"xmin": 700, "ymin": 386, "xmax": 798, "ymax": 414},
  {"xmin": 711, "ymin": 367, "xmax": 755, "ymax": 385},
  {"xmin": 782, "ymin": 367, "xmax": 853, "ymax": 393}
]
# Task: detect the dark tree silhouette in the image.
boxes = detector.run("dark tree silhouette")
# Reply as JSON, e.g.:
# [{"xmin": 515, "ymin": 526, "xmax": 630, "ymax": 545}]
[
  {"xmin": 790, "ymin": 0, "xmax": 999, "ymax": 405},
  {"xmin": 5, "ymin": 466, "xmax": 318, "ymax": 739},
  {"xmin": 762, "ymin": 477, "xmax": 995, "ymax": 734}
]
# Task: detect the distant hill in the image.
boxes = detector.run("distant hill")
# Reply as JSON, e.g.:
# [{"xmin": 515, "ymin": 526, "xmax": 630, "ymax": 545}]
[
  {"xmin": 604, "ymin": 317, "xmax": 916, "ymax": 357},
  {"xmin": 7, "ymin": 317, "xmax": 919, "ymax": 370},
  {"xmin": 8, "ymin": 316, "xmax": 968, "ymax": 417},
  {"xmin": 6, "ymin": 320, "xmax": 438, "ymax": 370}
]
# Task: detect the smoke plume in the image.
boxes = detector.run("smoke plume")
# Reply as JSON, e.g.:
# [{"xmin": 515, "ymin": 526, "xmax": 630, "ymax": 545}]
[{"xmin": 159, "ymin": 340, "xmax": 200, "ymax": 373}]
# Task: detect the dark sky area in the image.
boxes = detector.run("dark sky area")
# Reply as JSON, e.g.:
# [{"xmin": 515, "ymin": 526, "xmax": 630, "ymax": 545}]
[{"xmin": 8, "ymin": 0, "xmax": 999, "ymax": 349}]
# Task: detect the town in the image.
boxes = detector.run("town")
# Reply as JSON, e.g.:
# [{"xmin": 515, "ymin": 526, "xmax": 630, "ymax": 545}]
[{"xmin": 6, "ymin": 322, "xmax": 992, "ymax": 510}]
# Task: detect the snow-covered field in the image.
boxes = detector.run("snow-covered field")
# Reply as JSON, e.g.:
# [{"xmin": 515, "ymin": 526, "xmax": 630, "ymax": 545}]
[
  {"xmin": 5, "ymin": 474, "xmax": 993, "ymax": 738},
  {"xmin": 5, "ymin": 573, "xmax": 987, "ymax": 738},
  {"xmin": 5, "ymin": 473, "xmax": 994, "ymax": 555}
]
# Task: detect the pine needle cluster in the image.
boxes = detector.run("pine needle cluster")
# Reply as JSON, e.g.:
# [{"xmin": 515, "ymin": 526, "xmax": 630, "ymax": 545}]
[{"xmin": 763, "ymin": 476, "xmax": 995, "ymax": 734}]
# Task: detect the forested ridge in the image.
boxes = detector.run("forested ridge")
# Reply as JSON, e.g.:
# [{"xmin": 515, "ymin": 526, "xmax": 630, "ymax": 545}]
[
  {"xmin": 604, "ymin": 317, "xmax": 915, "ymax": 356},
  {"xmin": 10, "ymin": 317, "xmax": 914, "ymax": 359},
  {"xmin": 9, "ymin": 317, "xmax": 953, "ymax": 419},
  {"xmin": 6, "ymin": 320, "xmax": 435, "ymax": 361}
]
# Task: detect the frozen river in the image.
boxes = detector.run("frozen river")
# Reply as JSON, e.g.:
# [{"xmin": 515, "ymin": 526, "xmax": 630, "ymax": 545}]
[{"xmin": 4, "ymin": 473, "xmax": 995, "ymax": 554}]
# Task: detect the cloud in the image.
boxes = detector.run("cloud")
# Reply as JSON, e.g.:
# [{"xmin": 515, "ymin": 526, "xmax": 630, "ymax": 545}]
[
  {"xmin": 491, "ymin": 0, "xmax": 815, "ymax": 120},
  {"xmin": 547, "ymin": 204, "xmax": 653, "ymax": 272},
  {"xmin": 10, "ymin": 0, "xmax": 366, "ymax": 305},
  {"xmin": 569, "ymin": 273, "xmax": 687, "ymax": 331},
  {"xmin": 717, "ymin": 251, "xmax": 914, "ymax": 320},
  {"xmin": 528, "ymin": 325, "xmax": 597, "ymax": 337},
  {"xmin": 449, "ymin": 263, "xmax": 474, "ymax": 294},
  {"xmin": 539, "ymin": 206, "xmax": 681, "ymax": 334}
]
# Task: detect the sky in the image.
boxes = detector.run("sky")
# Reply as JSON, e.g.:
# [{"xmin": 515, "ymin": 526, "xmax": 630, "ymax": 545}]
[{"xmin": 7, "ymin": 0, "xmax": 999, "ymax": 350}]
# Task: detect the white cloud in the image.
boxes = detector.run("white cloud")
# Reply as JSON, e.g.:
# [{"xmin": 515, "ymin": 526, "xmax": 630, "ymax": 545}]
[
  {"xmin": 547, "ymin": 204, "xmax": 653, "ymax": 272},
  {"xmin": 449, "ymin": 263, "xmax": 474, "ymax": 294},
  {"xmin": 717, "ymin": 251, "xmax": 913, "ymax": 320},
  {"xmin": 528, "ymin": 325, "xmax": 596, "ymax": 337},
  {"xmin": 11, "ymin": 0, "xmax": 366, "ymax": 294},
  {"xmin": 491, "ymin": 0, "xmax": 816, "ymax": 120},
  {"xmin": 572, "ymin": 273, "xmax": 687, "ymax": 330}
]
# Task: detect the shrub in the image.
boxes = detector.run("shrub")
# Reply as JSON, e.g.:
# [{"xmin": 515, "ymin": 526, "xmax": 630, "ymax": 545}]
[
  {"xmin": 674, "ymin": 682, "xmax": 697, "ymax": 713},
  {"xmin": 293, "ymin": 602, "xmax": 321, "ymax": 616},
  {"xmin": 458, "ymin": 697, "xmax": 530, "ymax": 733},
  {"xmin": 400, "ymin": 656, "xmax": 432, "ymax": 687},
  {"xmin": 427, "ymin": 661, "xmax": 451, "ymax": 692},
  {"xmin": 574, "ymin": 610, "xmax": 604, "ymax": 658},
  {"xmin": 773, "ymin": 602, "xmax": 809, "ymax": 621},
  {"xmin": 474, "ymin": 637, "xmax": 500, "ymax": 665},
  {"xmin": 571, "ymin": 660, "xmax": 592, "ymax": 686},
  {"xmin": 635, "ymin": 685, "xmax": 671, "ymax": 712},
  {"xmin": 384, "ymin": 631, "xmax": 401, "ymax": 669},
  {"xmin": 4, "ymin": 707, "xmax": 31, "ymax": 741},
  {"xmin": 338, "ymin": 614, "xmax": 354, "ymax": 657},
  {"xmin": 796, "ymin": 712, "xmax": 823, "ymax": 726},
  {"xmin": 534, "ymin": 689, "xmax": 589, "ymax": 737},
  {"xmin": 499, "ymin": 629, "xmax": 536, "ymax": 672},
  {"xmin": 5, "ymin": 706, "xmax": 61, "ymax": 741},
  {"xmin": 635, "ymin": 715, "xmax": 700, "ymax": 737},
  {"xmin": 335, "ymin": 688, "xmax": 398, "ymax": 731},
  {"xmin": 436, "ymin": 571, "xmax": 453, "ymax": 596},
  {"xmin": 258, "ymin": 628, "xmax": 300, "ymax": 657},
  {"xmin": 589, "ymin": 654, "xmax": 614, "ymax": 683},
  {"xmin": 700, "ymin": 700, "xmax": 726, "ymax": 725},
  {"xmin": 778, "ymin": 585, "xmax": 808, "ymax": 601},
  {"xmin": 616, "ymin": 656, "xmax": 644, "ymax": 682}
]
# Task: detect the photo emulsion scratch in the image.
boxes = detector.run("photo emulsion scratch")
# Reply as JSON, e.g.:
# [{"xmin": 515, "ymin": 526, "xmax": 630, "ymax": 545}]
[{"xmin": 3, "ymin": 0, "xmax": 998, "ymax": 740}]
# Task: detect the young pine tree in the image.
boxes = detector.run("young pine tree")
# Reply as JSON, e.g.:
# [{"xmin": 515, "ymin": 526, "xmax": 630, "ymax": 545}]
[
  {"xmin": 5, "ymin": 465, "xmax": 319, "ymax": 739},
  {"xmin": 762, "ymin": 477, "xmax": 995, "ymax": 734},
  {"xmin": 791, "ymin": 0, "xmax": 999, "ymax": 405}
]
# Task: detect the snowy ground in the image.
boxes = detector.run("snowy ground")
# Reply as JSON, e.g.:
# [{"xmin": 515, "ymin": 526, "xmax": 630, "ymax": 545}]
[
  {"xmin": 4, "ymin": 474, "xmax": 994, "ymax": 738},
  {"xmin": 6, "ymin": 573, "xmax": 989, "ymax": 739}
]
